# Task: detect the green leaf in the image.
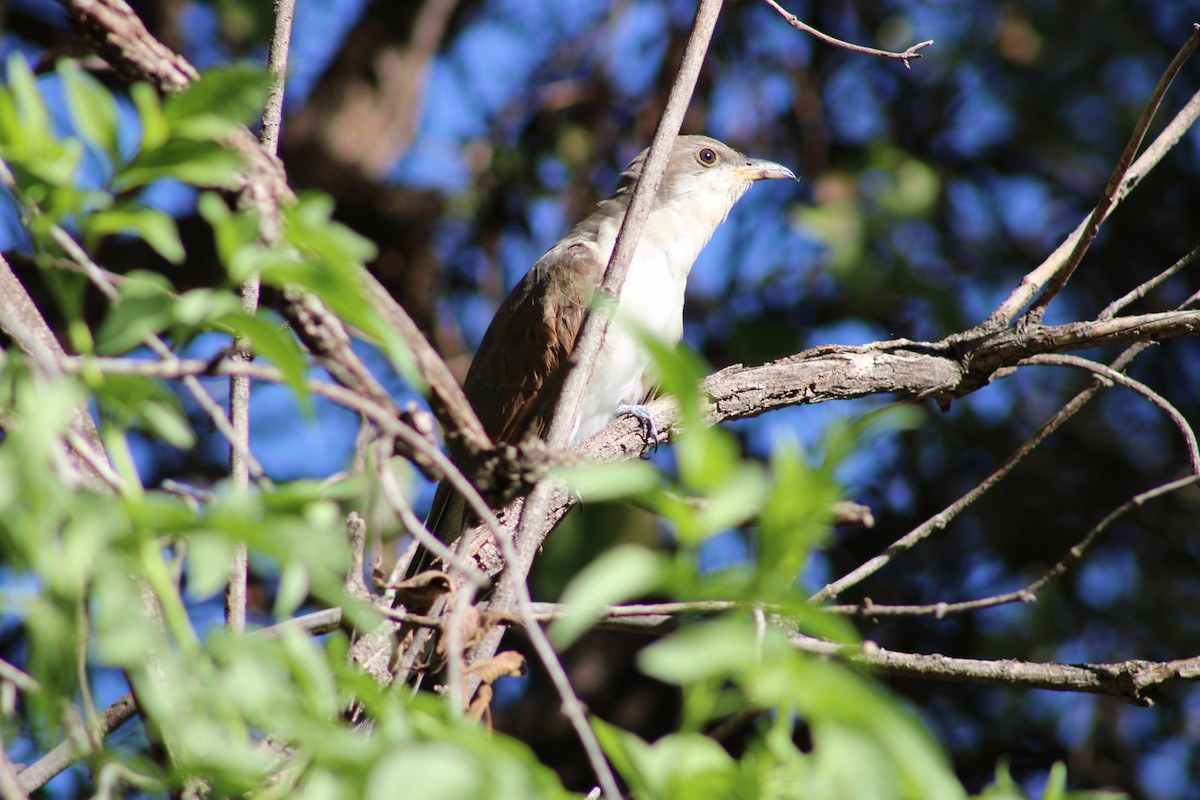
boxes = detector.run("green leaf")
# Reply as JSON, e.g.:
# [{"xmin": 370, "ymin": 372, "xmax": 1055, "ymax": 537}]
[
  {"xmin": 592, "ymin": 717, "xmax": 654, "ymax": 800},
  {"xmin": 690, "ymin": 464, "xmax": 766, "ymax": 540},
  {"xmin": 220, "ymin": 311, "xmax": 312, "ymax": 415},
  {"xmin": 977, "ymin": 759, "xmax": 1024, "ymax": 799},
  {"xmin": 93, "ymin": 373, "xmax": 195, "ymax": 449},
  {"xmin": 131, "ymin": 82, "xmax": 168, "ymax": 151},
  {"xmin": 366, "ymin": 744, "xmax": 484, "ymax": 800},
  {"xmin": 548, "ymin": 545, "xmax": 662, "ymax": 649},
  {"xmin": 139, "ymin": 396, "xmax": 196, "ymax": 449},
  {"xmin": 756, "ymin": 444, "xmax": 838, "ymax": 588},
  {"xmin": 116, "ymin": 139, "xmax": 243, "ymax": 191},
  {"xmin": 58, "ymin": 60, "xmax": 119, "ymax": 160},
  {"xmin": 0, "ymin": 86, "xmax": 24, "ymax": 153},
  {"xmin": 638, "ymin": 618, "xmax": 757, "ymax": 686},
  {"xmin": 170, "ymin": 288, "xmax": 243, "ymax": 328},
  {"xmin": 185, "ymin": 531, "xmax": 235, "ymax": 599},
  {"xmin": 85, "ymin": 206, "xmax": 185, "ymax": 264},
  {"xmin": 551, "ymin": 459, "xmax": 659, "ymax": 503},
  {"xmin": 642, "ymin": 733, "xmax": 736, "ymax": 800},
  {"xmin": 274, "ymin": 560, "xmax": 310, "ymax": 619},
  {"xmin": 164, "ymin": 65, "xmax": 270, "ymax": 140},
  {"xmin": 198, "ymin": 191, "xmax": 260, "ymax": 268},
  {"xmin": 94, "ymin": 272, "xmax": 176, "ymax": 354},
  {"xmin": 1040, "ymin": 763, "xmax": 1066, "ymax": 800},
  {"xmin": 5, "ymin": 53, "xmax": 49, "ymax": 150},
  {"xmin": 279, "ymin": 626, "xmax": 339, "ymax": 719}
]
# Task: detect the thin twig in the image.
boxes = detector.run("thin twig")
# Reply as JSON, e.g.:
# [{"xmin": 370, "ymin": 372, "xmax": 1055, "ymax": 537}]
[
  {"xmin": 373, "ymin": 450, "xmax": 486, "ymax": 583},
  {"xmin": 762, "ymin": 0, "xmax": 933, "ymax": 68},
  {"xmin": 387, "ymin": 599, "xmax": 1200, "ymax": 705},
  {"xmin": 1018, "ymin": 354, "xmax": 1200, "ymax": 474},
  {"xmin": 987, "ymin": 80, "xmax": 1200, "ymax": 328},
  {"xmin": 140, "ymin": 338, "xmax": 268, "ymax": 483},
  {"xmin": 1100, "ymin": 243, "xmax": 1200, "ymax": 320},
  {"xmin": 1022, "ymin": 24, "xmax": 1200, "ymax": 322},
  {"xmin": 0, "ymin": 659, "xmax": 39, "ymax": 693},
  {"xmin": 224, "ymin": 0, "xmax": 295, "ymax": 635},
  {"xmin": 827, "ymin": 475, "xmax": 1200, "ymax": 620}
]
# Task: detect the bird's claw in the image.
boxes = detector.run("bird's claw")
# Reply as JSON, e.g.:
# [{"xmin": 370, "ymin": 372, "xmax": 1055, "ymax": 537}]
[{"xmin": 615, "ymin": 404, "xmax": 659, "ymax": 457}]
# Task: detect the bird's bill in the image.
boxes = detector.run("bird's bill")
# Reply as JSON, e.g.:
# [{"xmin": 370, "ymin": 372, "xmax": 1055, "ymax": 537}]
[{"xmin": 735, "ymin": 158, "xmax": 797, "ymax": 182}]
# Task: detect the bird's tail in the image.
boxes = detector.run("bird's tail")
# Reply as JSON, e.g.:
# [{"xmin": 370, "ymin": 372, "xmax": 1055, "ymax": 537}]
[{"xmin": 408, "ymin": 478, "xmax": 467, "ymax": 577}]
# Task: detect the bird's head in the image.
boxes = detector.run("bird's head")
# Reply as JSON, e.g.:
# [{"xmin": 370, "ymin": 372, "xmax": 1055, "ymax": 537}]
[{"xmin": 617, "ymin": 135, "xmax": 797, "ymax": 212}]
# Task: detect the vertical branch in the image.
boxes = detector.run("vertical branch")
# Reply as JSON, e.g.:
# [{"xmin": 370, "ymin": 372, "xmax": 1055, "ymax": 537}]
[
  {"xmin": 225, "ymin": 0, "xmax": 296, "ymax": 633},
  {"xmin": 465, "ymin": 2, "xmax": 728, "ymax": 797}
]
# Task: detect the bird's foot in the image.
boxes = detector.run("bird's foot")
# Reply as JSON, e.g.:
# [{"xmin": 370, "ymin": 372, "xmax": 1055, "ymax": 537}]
[{"xmin": 615, "ymin": 404, "xmax": 660, "ymax": 457}]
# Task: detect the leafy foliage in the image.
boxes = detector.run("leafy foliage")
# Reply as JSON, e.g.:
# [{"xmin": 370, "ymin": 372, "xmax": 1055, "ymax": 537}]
[{"xmin": 3, "ymin": 1, "xmax": 1194, "ymax": 798}]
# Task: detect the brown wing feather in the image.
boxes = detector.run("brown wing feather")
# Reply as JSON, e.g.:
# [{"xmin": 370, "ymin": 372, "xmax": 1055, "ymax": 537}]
[
  {"xmin": 461, "ymin": 240, "xmax": 599, "ymax": 447},
  {"xmin": 426, "ymin": 241, "xmax": 599, "ymax": 549}
]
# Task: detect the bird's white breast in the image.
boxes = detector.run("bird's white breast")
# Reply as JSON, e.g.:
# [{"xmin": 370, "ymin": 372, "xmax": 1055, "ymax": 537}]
[{"xmin": 570, "ymin": 196, "xmax": 733, "ymax": 444}]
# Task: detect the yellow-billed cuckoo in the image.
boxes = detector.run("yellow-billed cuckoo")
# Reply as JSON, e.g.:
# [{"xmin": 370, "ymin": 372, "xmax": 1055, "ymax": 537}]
[{"xmin": 430, "ymin": 134, "xmax": 796, "ymax": 546}]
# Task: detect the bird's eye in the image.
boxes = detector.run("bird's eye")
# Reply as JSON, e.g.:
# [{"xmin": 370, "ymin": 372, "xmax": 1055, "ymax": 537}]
[{"xmin": 696, "ymin": 147, "xmax": 718, "ymax": 167}]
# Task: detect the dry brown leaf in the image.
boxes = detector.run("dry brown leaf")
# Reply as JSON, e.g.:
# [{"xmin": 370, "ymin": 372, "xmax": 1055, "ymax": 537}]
[
  {"xmin": 390, "ymin": 570, "xmax": 454, "ymax": 614},
  {"xmin": 467, "ymin": 650, "xmax": 526, "ymax": 685},
  {"xmin": 467, "ymin": 683, "xmax": 494, "ymax": 729}
]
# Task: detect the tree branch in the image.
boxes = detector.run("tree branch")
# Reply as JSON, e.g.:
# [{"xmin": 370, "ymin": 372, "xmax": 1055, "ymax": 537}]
[
  {"xmin": 1021, "ymin": 23, "xmax": 1200, "ymax": 322},
  {"xmin": 762, "ymin": 0, "xmax": 933, "ymax": 68}
]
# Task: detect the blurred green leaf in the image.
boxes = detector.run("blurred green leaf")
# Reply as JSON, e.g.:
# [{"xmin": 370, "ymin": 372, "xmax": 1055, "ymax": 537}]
[
  {"xmin": 116, "ymin": 139, "xmax": 243, "ymax": 191},
  {"xmin": 171, "ymin": 288, "xmax": 243, "ymax": 329},
  {"xmin": 756, "ymin": 444, "xmax": 838, "ymax": 588},
  {"xmin": 549, "ymin": 544, "xmax": 662, "ymax": 649},
  {"xmin": 58, "ymin": 60, "xmax": 119, "ymax": 161},
  {"xmin": 275, "ymin": 560, "xmax": 311, "ymax": 619},
  {"xmin": 85, "ymin": 206, "xmax": 186, "ymax": 264},
  {"xmin": 94, "ymin": 272, "xmax": 176, "ymax": 353},
  {"xmin": 1041, "ymin": 763, "xmax": 1067, "ymax": 800},
  {"xmin": 593, "ymin": 717, "xmax": 653, "ymax": 799},
  {"xmin": 638, "ymin": 618, "xmax": 756, "ymax": 686},
  {"xmin": 163, "ymin": 65, "xmax": 271, "ymax": 139},
  {"xmin": 93, "ymin": 372, "xmax": 194, "ymax": 450},
  {"xmin": 198, "ymin": 191, "xmax": 261, "ymax": 269},
  {"xmin": 551, "ymin": 459, "xmax": 659, "ymax": 503},
  {"xmin": 131, "ymin": 81, "xmax": 169, "ymax": 151},
  {"xmin": 221, "ymin": 310, "xmax": 312, "ymax": 415},
  {"xmin": 138, "ymin": 395, "xmax": 196, "ymax": 449},
  {"xmin": 185, "ymin": 531, "xmax": 235, "ymax": 599},
  {"xmin": 5, "ymin": 53, "xmax": 49, "ymax": 150},
  {"xmin": 642, "ymin": 733, "xmax": 736, "ymax": 800},
  {"xmin": 595, "ymin": 719, "xmax": 736, "ymax": 800},
  {"xmin": 689, "ymin": 464, "xmax": 766, "ymax": 540},
  {"xmin": 366, "ymin": 744, "xmax": 484, "ymax": 800}
]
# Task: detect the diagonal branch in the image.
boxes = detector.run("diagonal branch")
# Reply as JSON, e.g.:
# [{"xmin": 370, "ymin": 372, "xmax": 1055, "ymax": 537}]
[
  {"xmin": 985, "ymin": 76, "xmax": 1200, "ymax": 329},
  {"xmin": 1020, "ymin": 23, "xmax": 1200, "ymax": 322}
]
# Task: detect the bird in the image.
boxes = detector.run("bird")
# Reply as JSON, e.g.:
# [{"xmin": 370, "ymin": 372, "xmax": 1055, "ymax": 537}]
[{"xmin": 428, "ymin": 134, "xmax": 796, "ymax": 549}]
